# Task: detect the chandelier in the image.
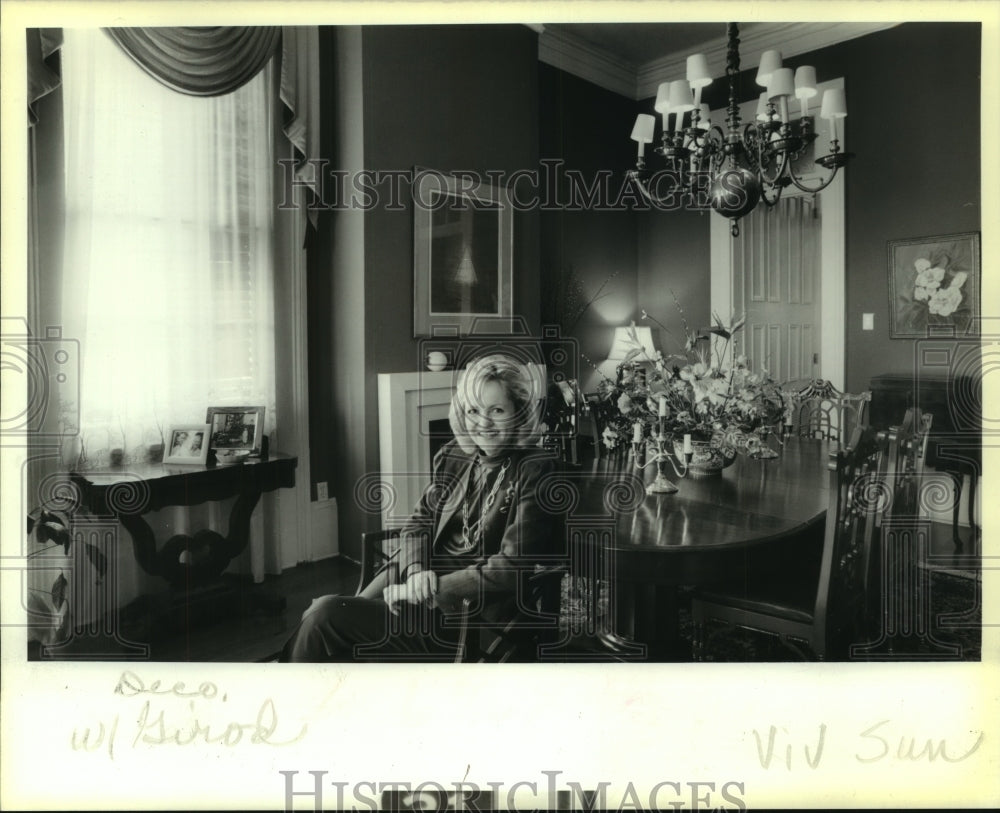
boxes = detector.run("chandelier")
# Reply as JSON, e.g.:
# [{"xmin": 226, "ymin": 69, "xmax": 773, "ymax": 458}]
[{"xmin": 628, "ymin": 22, "xmax": 850, "ymax": 236}]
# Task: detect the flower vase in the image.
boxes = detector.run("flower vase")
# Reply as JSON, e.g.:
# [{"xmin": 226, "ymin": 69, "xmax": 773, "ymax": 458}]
[{"xmin": 673, "ymin": 439, "xmax": 735, "ymax": 478}]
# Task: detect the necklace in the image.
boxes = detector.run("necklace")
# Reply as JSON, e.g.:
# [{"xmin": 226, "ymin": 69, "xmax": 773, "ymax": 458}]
[{"xmin": 460, "ymin": 456, "xmax": 511, "ymax": 551}]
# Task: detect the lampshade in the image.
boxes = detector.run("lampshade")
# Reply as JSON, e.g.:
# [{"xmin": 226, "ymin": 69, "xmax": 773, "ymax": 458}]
[
  {"xmin": 607, "ymin": 325, "xmax": 657, "ymax": 362},
  {"xmin": 631, "ymin": 114, "xmax": 655, "ymax": 144},
  {"xmin": 794, "ymin": 66, "xmax": 818, "ymax": 99},
  {"xmin": 654, "ymin": 82, "xmax": 671, "ymax": 113},
  {"xmin": 756, "ymin": 50, "xmax": 782, "ymax": 87},
  {"xmin": 668, "ymin": 79, "xmax": 694, "ymax": 112},
  {"xmin": 686, "ymin": 53, "xmax": 712, "ymax": 88},
  {"xmin": 767, "ymin": 67, "xmax": 795, "ymax": 99},
  {"xmin": 820, "ymin": 87, "xmax": 847, "ymax": 119}
]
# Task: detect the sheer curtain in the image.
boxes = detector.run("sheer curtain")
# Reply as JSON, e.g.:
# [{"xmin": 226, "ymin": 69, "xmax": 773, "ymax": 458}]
[{"xmin": 60, "ymin": 29, "xmax": 276, "ymax": 466}]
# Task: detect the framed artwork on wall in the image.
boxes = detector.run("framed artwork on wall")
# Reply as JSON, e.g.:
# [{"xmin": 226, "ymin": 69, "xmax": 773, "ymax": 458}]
[
  {"xmin": 412, "ymin": 169, "xmax": 513, "ymax": 337},
  {"xmin": 887, "ymin": 232, "xmax": 980, "ymax": 338}
]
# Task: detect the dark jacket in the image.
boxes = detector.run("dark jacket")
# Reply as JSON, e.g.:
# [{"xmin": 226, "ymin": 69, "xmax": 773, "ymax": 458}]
[{"xmin": 395, "ymin": 440, "xmax": 560, "ymax": 616}]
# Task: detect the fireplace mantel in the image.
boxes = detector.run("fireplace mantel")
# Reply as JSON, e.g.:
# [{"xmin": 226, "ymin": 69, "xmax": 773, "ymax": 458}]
[{"xmin": 377, "ymin": 370, "xmax": 456, "ymax": 528}]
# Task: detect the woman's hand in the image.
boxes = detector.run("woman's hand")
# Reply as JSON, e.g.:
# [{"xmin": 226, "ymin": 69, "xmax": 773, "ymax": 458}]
[
  {"xmin": 406, "ymin": 570, "xmax": 438, "ymax": 603},
  {"xmin": 383, "ymin": 571, "xmax": 437, "ymax": 614}
]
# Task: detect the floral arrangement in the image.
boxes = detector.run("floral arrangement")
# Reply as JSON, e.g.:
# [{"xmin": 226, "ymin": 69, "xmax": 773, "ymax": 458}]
[
  {"xmin": 912, "ymin": 257, "xmax": 966, "ymax": 317},
  {"xmin": 595, "ymin": 301, "xmax": 786, "ymax": 458}
]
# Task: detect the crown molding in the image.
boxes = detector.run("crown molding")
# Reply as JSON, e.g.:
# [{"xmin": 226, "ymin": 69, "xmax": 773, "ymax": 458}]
[
  {"xmin": 540, "ymin": 22, "xmax": 900, "ymax": 101},
  {"xmin": 637, "ymin": 22, "xmax": 898, "ymax": 98},
  {"xmin": 537, "ymin": 25, "xmax": 638, "ymax": 99}
]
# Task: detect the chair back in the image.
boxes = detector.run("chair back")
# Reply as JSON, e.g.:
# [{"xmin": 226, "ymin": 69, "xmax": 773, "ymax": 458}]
[
  {"xmin": 542, "ymin": 379, "xmax": 581, "ymax": 465},
  {"xmin": 784, "ymin": 378, "xmax": 872, "ymax": 450},
  {"xmin": 813, "ymin": 425, "xmax": 888, "ymax": 655},
  {"xmin": 881, "ymin": 408, "xmax": 933, "ymax": 520},
  {"xmin": 585, "ymin": 392, "xmax": 632, "ymax": 464},
  {"xmin": 356, "ymin": 529, "xmax": 402, "ymax": 597}
]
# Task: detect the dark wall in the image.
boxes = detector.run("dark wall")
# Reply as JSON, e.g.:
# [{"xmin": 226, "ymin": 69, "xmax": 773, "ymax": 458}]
[
  {"xmin": 805, "ymin": 23, "xmax": 981, "ymax": 392},
  {"xmin": 313, "ymin": 25, "xmax": 541, "ymax": 558},
  {"xmin": 362, "ymin": 24, "xmax": 540, "ymax": 371},
  {"xmin": 539, "ymin": 63, "xmax": 640, "ymax": 391},
  {"xmin": 635, "ymin": 22, "xmax": 982, "ymax": 392}
]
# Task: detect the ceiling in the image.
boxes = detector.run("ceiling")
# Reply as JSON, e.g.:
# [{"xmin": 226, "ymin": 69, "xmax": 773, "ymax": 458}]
[
  {"xmin": 542, "ymin": 22, "xmax": 751, "ymax": 67},
  {"xmin": 537, "ymin": 21, "xmax": 898, "ymax": 100}
]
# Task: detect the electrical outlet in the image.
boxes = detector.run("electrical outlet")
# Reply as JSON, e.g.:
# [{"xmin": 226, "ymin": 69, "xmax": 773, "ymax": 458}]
[
  {"xmin": 862, "ymin": 313, "xmax": 874, "ymax": 331},
  {"xmin": 316, "ymin": 481, "xmax": 329, "ymax": 501}
]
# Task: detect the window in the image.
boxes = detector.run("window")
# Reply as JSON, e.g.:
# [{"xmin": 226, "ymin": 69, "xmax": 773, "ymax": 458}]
[{"xmin": 60, "ymin": 29, "xmax": 276, "ymax": 465}]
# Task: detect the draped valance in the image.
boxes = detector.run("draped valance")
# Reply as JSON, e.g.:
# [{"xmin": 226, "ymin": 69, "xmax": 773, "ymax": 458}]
[
  {"xmin": 27, "ymin": 25, "xmax": 320, "ymax": 231},
  {"xmin": 27, "ymin": 28, "xmax": 63, "ymax": 125},
  {"xmin": 103, "ymin": 26, "xmax": 281, "ymax": 97}
]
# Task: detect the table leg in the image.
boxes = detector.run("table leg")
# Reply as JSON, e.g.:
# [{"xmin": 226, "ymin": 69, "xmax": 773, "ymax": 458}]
[{"xmin": 116, "ymin": 488, "xmax": 265, "ymax": 587}]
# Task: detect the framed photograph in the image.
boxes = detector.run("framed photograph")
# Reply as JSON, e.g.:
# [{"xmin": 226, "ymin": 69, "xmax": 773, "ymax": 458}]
[
  {"xmin": 205, "ymin": 406, "xmax": 266, "ymax": 454},
  {"xmin": 163, "ymin": 424, "xmax": 210, "ymax": 465},
  {"xmin": 887, "ymin": 232, "xmax": 980, "ymax": 338},
  {"xmin": 413, "ymin": 169, "xmax": 513, "ymax": 337}
]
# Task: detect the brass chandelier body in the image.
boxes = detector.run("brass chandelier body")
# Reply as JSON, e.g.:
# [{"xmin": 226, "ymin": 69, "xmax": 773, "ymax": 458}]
[{"xmin": 629, "ymin": 23, "xmax": 851, "ymax": 236}]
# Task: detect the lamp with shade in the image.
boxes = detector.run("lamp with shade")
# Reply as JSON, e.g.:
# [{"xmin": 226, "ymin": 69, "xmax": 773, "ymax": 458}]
[{"xmin": 607, "ymin": 325, "xmax": 657, "ymax": 363}]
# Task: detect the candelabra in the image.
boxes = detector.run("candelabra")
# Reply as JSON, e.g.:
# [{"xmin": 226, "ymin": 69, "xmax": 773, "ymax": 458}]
[
  {"xmin": 628, "ymin": 22, "xmax": 852, "ymax": 237},
  {"xmin": 637, "ymin": 424, "xmax": 694, "ymax": 495}
]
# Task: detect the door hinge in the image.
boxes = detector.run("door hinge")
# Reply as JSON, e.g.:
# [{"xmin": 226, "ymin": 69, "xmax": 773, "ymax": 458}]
[{"xmin": 813, "ymin": 352, "xmax": 819, "ymax": 364}]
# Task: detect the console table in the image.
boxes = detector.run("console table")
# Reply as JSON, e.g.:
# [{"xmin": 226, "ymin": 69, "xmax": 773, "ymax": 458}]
[
  {"xmin": 71, "ymin": 454, "xmax": 297, "ymax": 589},
  {"xmin": 869, "ymin": 372, "xmax": 980, "ymax": 547}
]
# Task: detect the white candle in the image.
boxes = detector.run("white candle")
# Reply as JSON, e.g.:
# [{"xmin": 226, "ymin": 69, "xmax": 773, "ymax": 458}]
[
  {"xmin": 659, "ymin": 395, "xmax": 667, "ymax": 417},
  {"xmin": 683, "ymin": 434, "xmax": 693, "ymax": 454},
  {"xmin": 633, "ymin": 422, "xmax": 643, "ymax": 443}
]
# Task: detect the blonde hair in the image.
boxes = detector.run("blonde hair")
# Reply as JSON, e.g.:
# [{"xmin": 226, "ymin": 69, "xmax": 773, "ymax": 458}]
[{"xmin": 448, "ymin": 353, "xmax": 545, "ymax": 455}]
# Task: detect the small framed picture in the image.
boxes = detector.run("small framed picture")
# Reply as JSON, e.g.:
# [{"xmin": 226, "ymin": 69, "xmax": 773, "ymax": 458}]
[
  {"xmin": 164, "ymin": 424, "xmax": 211, "ymax": 465},
  {"xmin": 205, "ymin": 406, "xmax": 266, "ymax": 454}
]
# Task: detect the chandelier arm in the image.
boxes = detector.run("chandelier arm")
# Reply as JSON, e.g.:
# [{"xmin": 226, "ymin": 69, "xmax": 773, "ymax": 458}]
[
  {"xmin": 629, "ymin": 171, "xmax": 685, "ymax": 207},
  {"xmin": 759, "ymin": 183, "xmax": 784, "ymax": 207},
  {"xmin": 786, "ymin": 164, "xmax": 840, "ymax": 194},
  {"xmin": 759, "ymin": 145, "xmax": 791, "ymax": 187}
]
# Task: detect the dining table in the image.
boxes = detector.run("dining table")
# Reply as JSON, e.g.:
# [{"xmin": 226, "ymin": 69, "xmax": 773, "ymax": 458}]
[{"xmin": 559, "ymin": 436, "xmax": 835, "ymax": 660}]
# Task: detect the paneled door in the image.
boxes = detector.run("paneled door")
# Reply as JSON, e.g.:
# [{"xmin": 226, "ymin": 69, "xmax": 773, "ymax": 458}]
[{"xmin": 731, "ymin": 194, "xmax": 821, "ymax": 383}]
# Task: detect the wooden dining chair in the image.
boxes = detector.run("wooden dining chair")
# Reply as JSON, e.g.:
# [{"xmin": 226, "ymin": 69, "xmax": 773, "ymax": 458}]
[
  {"xmin": 880, "ymin": 408, "xmax": 933, "ymax": 520},
  {"xmin": 783, "ymin": 378, "xmax": 872, "ymax": 450},
  {"xmin": 691, "ymin": 425, "xmax": 889, "ymax": 660}
]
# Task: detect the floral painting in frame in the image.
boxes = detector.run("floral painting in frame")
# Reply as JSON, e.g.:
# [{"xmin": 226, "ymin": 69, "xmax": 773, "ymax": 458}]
[{"xmin": 888, "ymin": 232, "xmax": 980, "ymax": 338}]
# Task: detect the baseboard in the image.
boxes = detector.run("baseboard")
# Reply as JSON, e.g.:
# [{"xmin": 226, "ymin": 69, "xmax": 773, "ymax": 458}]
[{"xmin": 309, "ymin": 497, "xmax": 338, "ymax": 561}]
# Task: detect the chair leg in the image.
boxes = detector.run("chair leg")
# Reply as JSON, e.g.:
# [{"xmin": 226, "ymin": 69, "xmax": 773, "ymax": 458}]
[{"xmin": 950, "ymin": 471, "xmax": 964, "ymax": 550}]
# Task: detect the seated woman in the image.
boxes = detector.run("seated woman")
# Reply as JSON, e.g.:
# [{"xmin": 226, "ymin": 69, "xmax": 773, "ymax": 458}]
[{"xmin": 282, "ymin": 352, "xmax": 560, "ymax": 662}]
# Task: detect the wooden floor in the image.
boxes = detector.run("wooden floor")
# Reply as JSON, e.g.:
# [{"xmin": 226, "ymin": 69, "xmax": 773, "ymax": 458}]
[{"xmin": 31, "ymin": 557, "xmax": 361, "ymax": 662}]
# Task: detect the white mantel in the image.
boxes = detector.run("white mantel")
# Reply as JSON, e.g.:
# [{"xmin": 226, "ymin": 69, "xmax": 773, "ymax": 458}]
[{"xmin": 377, "ymin": 370, "xmax": 457, "ymax": 528}]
